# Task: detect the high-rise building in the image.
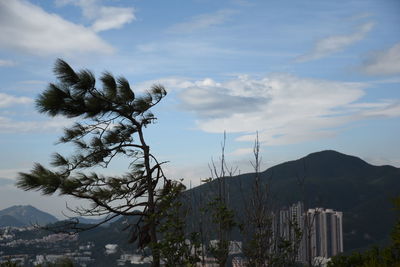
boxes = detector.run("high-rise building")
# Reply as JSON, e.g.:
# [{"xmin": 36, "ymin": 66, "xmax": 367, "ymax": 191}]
[
  {"xmin": 278, "ymin": 203, "xmax": 343, "ymax": 263},
  {"xmin": 278, "ymin": 202, "xmax": 307, "ymax": 262},
  {"xmin": 306, "ymin": 208, "xmax": 343, "ymax": 260},
  {"xmin": 279, "ymin": 201, "xmax": 304, "ymax": 240}
]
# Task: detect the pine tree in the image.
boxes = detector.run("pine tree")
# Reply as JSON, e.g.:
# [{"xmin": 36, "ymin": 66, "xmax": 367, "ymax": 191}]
[{"xmin": 17, "ymin": 59, "xmax": 170, "ymax": 267}]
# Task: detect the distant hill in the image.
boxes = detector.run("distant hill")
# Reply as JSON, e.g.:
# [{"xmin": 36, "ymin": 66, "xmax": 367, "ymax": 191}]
[
  {"xmin": 0, "ymin": 205, "xmax": 58, "ymax": 227},
  {"xmin": 1, "ymin": 150, "xmax": 398, "ymax": 255},
  {"xmin": 61, "ymin": 216, "xmax": 121, "ymax": 226},
  {"xmin": 0, "ymin": 204, "xmax": 120, "ymax": 229},
  {"xmin": 185, "ymin": 150, "xmax": 400, "ymax": 252},
  {"xmin": 0, "ymin": 214, "xmax": 26, "ymax": 228}
]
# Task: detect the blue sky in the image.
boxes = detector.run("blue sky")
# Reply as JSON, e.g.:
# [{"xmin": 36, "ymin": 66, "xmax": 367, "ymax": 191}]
[{"xmin": 0, "ymin": 0, "xmax": 399, "ymax": 217}]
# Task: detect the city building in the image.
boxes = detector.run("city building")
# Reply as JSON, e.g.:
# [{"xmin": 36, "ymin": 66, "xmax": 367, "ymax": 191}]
[
  {"xmin": 278, "ymin": 203, "xmax": 343, "ymax": 263},
  {"xmin": 306, "ymin": 208, "xmax": 343, "ymax": 260}
]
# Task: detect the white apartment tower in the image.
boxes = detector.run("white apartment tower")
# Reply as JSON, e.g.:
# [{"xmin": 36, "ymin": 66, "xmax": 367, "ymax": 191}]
[
  {"xmin": 278, "ymin": 203, "xmax": 343, "ymax": 263},
  {"xmin": 306, "ymin": 208, "xmax": 343, "ymax": 259}
]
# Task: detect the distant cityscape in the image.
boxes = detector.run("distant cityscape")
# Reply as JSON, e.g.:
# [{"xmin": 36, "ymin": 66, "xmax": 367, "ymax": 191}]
[{"xmin": 0, "ymin": 202, "xmax": 343, "ymax": 266}]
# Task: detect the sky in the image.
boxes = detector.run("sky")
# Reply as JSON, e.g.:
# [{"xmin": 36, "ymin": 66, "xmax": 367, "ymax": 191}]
[{"xmin": 0, "ymin": 0, "xmax": 399, "ymax": 218}]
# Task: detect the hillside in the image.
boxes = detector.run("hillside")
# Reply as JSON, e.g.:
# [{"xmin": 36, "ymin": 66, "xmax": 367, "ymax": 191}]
[
  {"xmin": 185, "ymin": 150, "xmax": 400, "ymax": 252},
  {"xmin": 1, "ymin": 150, "xmax": 398, "ymax": 254},
  {"xmin": 0, "ymin": 205, "xmax": 58, "ymax": 227}
]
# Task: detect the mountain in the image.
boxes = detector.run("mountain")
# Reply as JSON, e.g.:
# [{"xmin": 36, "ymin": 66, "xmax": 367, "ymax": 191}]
[
  {"xmin": 1, "ymin": 150, "xmax": 398, "ymax": 255},
  {"xmin": 0, "ymin": 205, "xmax": 58, "ymax": 227},
  {"xmin": 185, "ymin": 150, "xmax": 400, "ymax": 252},
  {"xmin": 0, "ymin": 214, "xmax": 25, "ymax": 227}
]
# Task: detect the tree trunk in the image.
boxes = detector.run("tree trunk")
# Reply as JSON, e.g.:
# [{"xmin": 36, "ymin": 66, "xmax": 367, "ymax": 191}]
[{"xmin": 139, "ymin": 129, "xmax": 160, "ymax": 267}]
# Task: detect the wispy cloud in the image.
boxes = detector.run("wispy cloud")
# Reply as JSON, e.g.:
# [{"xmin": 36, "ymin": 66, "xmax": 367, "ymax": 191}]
[
  {"xmin": 135, "ymin": 77, "xmax": 196, "ymax": 93},
  {"xmin": 91, "ymin": 6, "xmax": 135, "ymax": 32},
  {"xmin": 18, "ymin": 80, "xmax": 47, "ymax": 85},
  {"xmin": 0, "ymin": 116, "xmax": 73, "ymax": 134},
  {"xmin": 0, "ymin": 59, "xmax": 17, "ymax": 67},
  {"xmin": 175, "ymin": 74, "xmax": 400, "ymax": 153},
  {"xmin": 135, "ymin": 40, "xmax": 238, "ymax": 57},
  {"xmin": 347, "ymin": 13, "xmax": 373, "ymax": 21},
  {"xmin": 296, "ymin": 22, "xmax": 375, "ymax": 62},
  {"xmin": 0, "ymin": 0, "xmax": 114, "ymax": 56},
  {"xmin": 361, "ymin": 42, "xmax": 400, "ymax": 75},
  {"xmin": 0, "ymin": 92, "xmax": 72, "ymax": 133},
  {"xmin": 0, "ymin": 93, "xmax": 33, "ymax": 108},
  {"xmin": 167, "ymin": 9, "xmax": 237, "ymax": 34},
  {"xmin": 56, "ymin": 0, "xmax": 135, "ymax": 32}
]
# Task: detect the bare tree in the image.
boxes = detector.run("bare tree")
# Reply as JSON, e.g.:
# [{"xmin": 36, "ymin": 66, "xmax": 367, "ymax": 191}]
[
  {"xmin": 240, "ymin": 134, "xmax": 304, "ymax": 267},
  {"xmin": 240, "ymin": 134, "xmax": 275, "ymax": 266},
  {"xmin": 205, "ymin": 132, "xmax": 237, "ymax": 267}
]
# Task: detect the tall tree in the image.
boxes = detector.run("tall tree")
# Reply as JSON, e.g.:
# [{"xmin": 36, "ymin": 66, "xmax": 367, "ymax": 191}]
[{"xmin": 17, "ymin": 59, "xmax": 170, "ymax": 267}]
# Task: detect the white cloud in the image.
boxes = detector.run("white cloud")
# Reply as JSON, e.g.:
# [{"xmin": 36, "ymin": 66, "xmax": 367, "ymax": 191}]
[
  {"xmin": 230, "ymin": 147, "xmax": 253, "ymax": 156},
  {"xmin": 0, "ymin": 93, "xmax": 33, "ymax": 108},
  {"xmin": 167, "ymin": 9, "xmax": 237, "ymax": 33},
  {"xmin": 356, "ymin": 100, "xmax": 400, "ymax": 118},
  {"xmin": 0, "ymin": 0, "xmax": 114, "ymax": 56},
  {"xmin": 135, "ymin": 77, "xmax": 196, "ymax": 93},
  {"xmin": 176, "ymin": 74, "xmax": 400, "ymax": 153},
  {"xmin": 163, "ymin": 164, "xmax": 210, "ymax": 188},
  {"xmin": 0, "ymin": 116, "xmax": 73, "ymax": 133},
  {"xmin": 361, "ymin": 43, "xmax": 400, "ymax": 75},
  {"xmin": 19, "ymin": 80, "xmax": 47, "ymax": 85},
  {"xmin": 296, "ymin": 22, "xmax": 374, "ymax": 62},
  {"xmin": 362, "ymin": 156, "xmax": 400, "ymax": 168},
  {"xmin": 0, "ymin": 169, "xmax": 28, "ymax": 180},
  {"xmin": 57, "ymin": 0, "xmax": 135, "ymax": 32},
  {"xmin": 135, "ymin": 40, "xmax": 238, "ymax": 57},
  {"xmin": 91, "ymin": 6, "xmax": 135, "ymax": 32},
  {"xmin": 179, "ymin": 83, "xmax": 267, "ymax": 118},
  {"xmin": 0, "ymin": 59, "xmax": 17, "ymax": 67}
]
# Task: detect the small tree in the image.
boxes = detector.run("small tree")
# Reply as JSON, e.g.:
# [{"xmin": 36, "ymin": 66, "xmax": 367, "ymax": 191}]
[
  {"xmin": 240, "ymin": 134, "xmax": 302, "ymax": 267},
  {"xmin": 17, "ymin": 59, "xmax": 170, "ymax": 267},
  {"xmin": 156, "ymin": 180, "xmax": 201, "ymax": 266},
  {"xmin": 240, "ymin": 134, "xmax": 274, "ymax": 266},
  {"xmin": 205, "ymin": 133, "xmax": 236, "ymax": 267}
]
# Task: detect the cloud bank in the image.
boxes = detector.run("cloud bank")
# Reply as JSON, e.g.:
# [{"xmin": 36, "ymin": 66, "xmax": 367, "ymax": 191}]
[
  {"xmin": 0, "ymin": 0, "xmax": 114, "ymax": 56},
  {"xmin": 176, "ymin": 74, "xmax": 400, "ymax": 151}
]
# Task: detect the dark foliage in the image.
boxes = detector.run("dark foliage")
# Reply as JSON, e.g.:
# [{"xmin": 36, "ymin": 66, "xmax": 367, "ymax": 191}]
[{"xmin": 16, "ymin": 59, "xmax": 170, "ymax": 267}]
